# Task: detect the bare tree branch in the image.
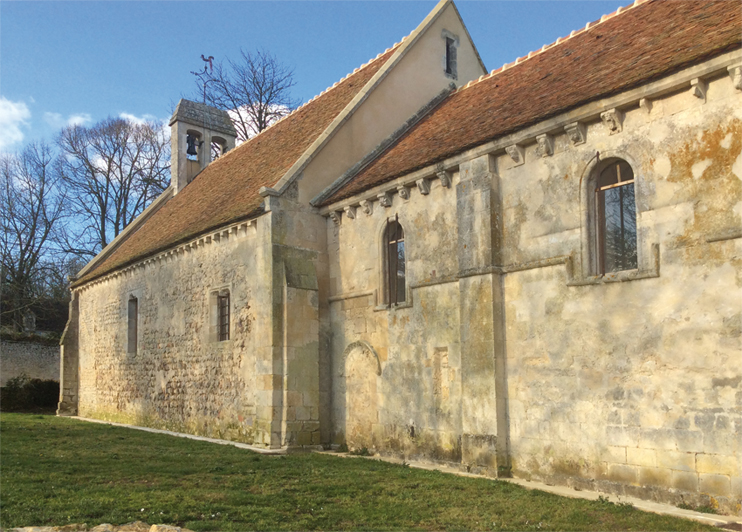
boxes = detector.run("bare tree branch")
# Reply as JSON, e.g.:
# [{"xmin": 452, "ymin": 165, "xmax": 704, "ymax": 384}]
[
  {"xmin": 199, "ymin": 49, "xmax": 300, "ymax": 142},
  {"xmin": 56, "ymin": 117, "xmax": 170, "ymax": 258},
  {"xmin": 0, "ymin": 142, "xmax": 67, "ymax": 331}
]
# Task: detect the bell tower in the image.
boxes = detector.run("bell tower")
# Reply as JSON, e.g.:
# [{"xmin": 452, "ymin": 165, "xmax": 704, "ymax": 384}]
[{"xmin": 169, "ymin": 99, "xmax": 237, "ymax": 194}]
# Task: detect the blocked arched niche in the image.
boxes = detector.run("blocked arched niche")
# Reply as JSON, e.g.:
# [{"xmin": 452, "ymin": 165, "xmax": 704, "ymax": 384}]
[
  {"xmin": 341, "ymin": 341, "xmax": 381, "ymax": 376},
  {"xmin": 342, "ymin": 341, "xmax": 381, "ymax": 449}
]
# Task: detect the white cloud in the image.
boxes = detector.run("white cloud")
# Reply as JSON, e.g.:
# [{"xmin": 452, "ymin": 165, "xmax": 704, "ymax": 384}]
[
  {"xmin": 0, "ymin": 97, "xmax": 31, "ymax": 151},
  {"xmin": 119, "ymin": 112, "xmax": 158, "ymax": 125},
  {"xmin": 68, "ymin": 113, "xmax": 92, "ymax": 126},
  {"xmin": 44, "ymin": 111, "xmax": 92, "ymax": 128}
]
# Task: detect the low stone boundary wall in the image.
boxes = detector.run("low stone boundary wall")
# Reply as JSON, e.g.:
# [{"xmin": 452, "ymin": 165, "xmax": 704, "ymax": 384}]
[{"xmin": 0, "ymin": 340, "xmax": 59, "ymax": 385}]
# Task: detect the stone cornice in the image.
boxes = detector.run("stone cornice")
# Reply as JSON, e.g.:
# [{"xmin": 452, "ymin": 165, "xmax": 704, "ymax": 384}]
[
  {"xmin": 73, "ymin": 217, "xmax": 260, "ymax": 294},
  {"xmin": 319, "ymin": 49, "xmax": 741, "ymax": 219}
]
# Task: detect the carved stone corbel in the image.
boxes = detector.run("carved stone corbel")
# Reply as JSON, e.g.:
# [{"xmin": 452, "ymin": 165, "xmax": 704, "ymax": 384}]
[
  {"xmin": 639, "ymin": 98, "xmax": 652, "ymax": 114},
  {"xmin": 329, "ymin": 211, "xmax": 341, "ymax": 225},
  {"xmin": 600, "ymin": 109, "xmax": 623, "ymax": 135},
  {"xmin": 436, "ymin": 170, "xmax": 451, "ymax": 188},
  {"xmin": 505, "ymin": 144, "xmax": 525, "ymax": 166},
  {"xmin": 728, "ymin": 66, "xmax": 742, "ymax": 91},
  {"xmin": 564, "ymin": 122, "xmax": 586, "ymax": 145},
  {"xmin": 690, "ymin": 78, "xmax": 707, "ymax": 101},
  {"xmin": 416, "ymin": 178, "xmax": 430, "ymax": 195},
  {"xmin": 360, "ymin": 199, "xmax": 373, "ymax": 216},
  {"xmin": 397, "ymin": 186, "xmax": 410, "ymax": 200},
  {"xmin": 344, "ymin": 206, "xmax": 356, "ymax": 220},
  {"xmin": 377, "ymin": 192, "xmax": 392, "ymax": 208},
  {"xmin": 535, "ymin": 134, "xmax": 553, "ymax": 158}
]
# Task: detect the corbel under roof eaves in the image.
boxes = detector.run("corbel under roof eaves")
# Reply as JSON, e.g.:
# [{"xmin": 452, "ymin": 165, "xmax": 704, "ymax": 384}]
[
  {"xmin": 318, "ymin": 49, "xmax": 742, "ymax": 215},
  {"xmin": 270, "ymin": 0, "xmax": 453, "ymax": 196},
  {"xmin": 72, "ymin": 186, "xmax": 174, "ymax": 283}
]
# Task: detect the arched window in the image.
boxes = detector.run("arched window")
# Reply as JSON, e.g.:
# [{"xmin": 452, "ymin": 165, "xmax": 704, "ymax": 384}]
[
  {"xmin": 595, "ymin": 159, "xmax": 637, "ymax": 273},
  {"xmin": 385, "ymin": 218, "xmax": 406, "ymax": 305}
]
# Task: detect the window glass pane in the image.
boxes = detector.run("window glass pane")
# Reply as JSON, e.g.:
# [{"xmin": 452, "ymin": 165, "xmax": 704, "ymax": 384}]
[
  {"xmin": 603, "ymin": 183, "xmax": 637, "ymax": 272},
  {"xmin": 218, "ymin": 294, "xmax": 230, "ymax": 341},
  {"xmin": 598, "ymin": 163, "xmax": 618, "ymax": 188},
  {"xmin": 446, "ymin": 38, "xmax": 454, "ymax": 73},
  {"xmin": 396, "ymin": 241, "xmax": 406, "ymax": 303}
]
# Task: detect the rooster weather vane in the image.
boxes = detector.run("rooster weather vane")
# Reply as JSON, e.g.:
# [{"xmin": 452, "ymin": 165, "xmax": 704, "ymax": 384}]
[
  {"xmin": 191, "ymin": 54, "xmax": 215, "ymax": 104},
  {"xmin": 187, "ymin": 55, "xmax": 217, "ymax": 158}
]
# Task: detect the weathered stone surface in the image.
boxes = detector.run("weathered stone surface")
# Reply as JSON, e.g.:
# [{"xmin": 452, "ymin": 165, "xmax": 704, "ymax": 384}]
[{"xmin": 90, "ymin": 525, "xmax": 116, "ymax": 532}]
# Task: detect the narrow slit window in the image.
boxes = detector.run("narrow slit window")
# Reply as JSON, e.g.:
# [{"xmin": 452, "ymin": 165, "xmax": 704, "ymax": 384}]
[
  {"xmin": 217, "ymin": 292, "xmax": 230, "ymax": 341},
  {"xmin": 445, "ymin": 37, "xmax": 457, "ymax": 78},
  {"xmin": 386, "ymin": 218, "xmax": 406, "ymax": 305},
  {"xmin": 127, "ymin": 296, "xmax": 138, "ymax": 354},
  {"xmin": 595, "ymin": 159, "xmax": 638, "ymax": 273}
]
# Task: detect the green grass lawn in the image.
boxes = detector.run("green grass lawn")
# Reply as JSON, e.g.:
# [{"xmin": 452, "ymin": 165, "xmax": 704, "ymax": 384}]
[{"xmin": 0, "ymin": 413, "xmax": 717, "ymax": 531}]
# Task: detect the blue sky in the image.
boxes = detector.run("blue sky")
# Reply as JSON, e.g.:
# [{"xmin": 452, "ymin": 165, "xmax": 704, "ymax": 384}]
[{"xmin": 1, "ymin": 1, "xmax": 626, "ymax": 153}]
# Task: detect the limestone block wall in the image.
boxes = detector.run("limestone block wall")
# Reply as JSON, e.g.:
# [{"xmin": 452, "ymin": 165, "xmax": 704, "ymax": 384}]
[
  {"xmin": 328, "ymin": 175, "xmax": 466, "ymax": 462},
  {"xmin": 498, "ymin": 74, "xmax": 741, "ymax": 513},
  {"xmin": 0, "ymin": 340, "xmax": 59, "ymax": 385},
  {"xmin": 75, "ymin": 217, "xmax": 270, "ymax": 445},
  {"xmin": 266, "ymin": 192, "xmax": 328, "ymax": 448},
  {"xmin": 326, "ymin": 62, "xmax": 741, "ymax": 512}
]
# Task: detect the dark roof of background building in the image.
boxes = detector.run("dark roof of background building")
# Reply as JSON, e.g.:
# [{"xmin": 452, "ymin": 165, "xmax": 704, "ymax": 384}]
[{"xmin": 321, "ymin": 0, "xmax": 742, "ymax": 206}]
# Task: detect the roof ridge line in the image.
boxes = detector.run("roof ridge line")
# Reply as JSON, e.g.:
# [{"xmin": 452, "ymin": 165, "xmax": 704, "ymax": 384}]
[
  {"xmin": 457, "ymin": 0, "xmax": 651, "ymax": 93},
  {"xmin": 204, "ymin": 39, "xmax": 408, "ymax": 168}
]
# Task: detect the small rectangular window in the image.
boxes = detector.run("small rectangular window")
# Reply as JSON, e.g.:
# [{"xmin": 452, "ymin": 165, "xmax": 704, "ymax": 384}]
[
  {"xmin": 217, "ymin": 292, "xmax": 230, "ymax": 341},
  {"xmin": 127, "ymin": 297, "xmax": 138, "ymax": 354}
]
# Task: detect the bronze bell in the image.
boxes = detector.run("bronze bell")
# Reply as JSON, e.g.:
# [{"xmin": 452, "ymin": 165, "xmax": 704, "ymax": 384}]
[{"xmin": 186, "ymin": 134, "xmax": 198, "ymax": 156}]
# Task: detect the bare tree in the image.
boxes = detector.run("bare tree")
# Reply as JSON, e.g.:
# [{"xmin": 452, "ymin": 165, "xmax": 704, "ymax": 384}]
[
  {"xmin": 56, "ymin": 117, "xmax": 170, "ymax": 258},
  {"xmin": 201, "ymin": 49, "xmax": 300, "ymax": 142},
  {"xmin": 0, "ymin": 142, "xmax": 67, "ymax": 332}
]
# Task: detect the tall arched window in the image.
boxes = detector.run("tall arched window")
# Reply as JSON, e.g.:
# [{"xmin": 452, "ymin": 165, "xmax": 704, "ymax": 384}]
[
  {"xmin": 595, "ymin": 159, "xmax": 637, "ymax": 273},
  {"xmin": 385, "ymin": 218, "xmax": 406, "ymax": 305}
]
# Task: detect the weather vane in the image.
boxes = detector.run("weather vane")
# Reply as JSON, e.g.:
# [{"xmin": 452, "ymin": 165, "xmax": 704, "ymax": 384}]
[{"xmin": 191, "ymin": 54, "xmax": 215, "ymax": 104}]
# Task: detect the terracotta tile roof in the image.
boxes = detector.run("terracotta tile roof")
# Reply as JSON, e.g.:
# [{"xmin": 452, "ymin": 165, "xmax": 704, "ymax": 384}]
[
  {"xmin": 75, "ymin": 46, "xmax": 398, "ymax": 286},
  {"xmin": 321, "ymin": 0, "xmax": 742, "ymax": 206}
]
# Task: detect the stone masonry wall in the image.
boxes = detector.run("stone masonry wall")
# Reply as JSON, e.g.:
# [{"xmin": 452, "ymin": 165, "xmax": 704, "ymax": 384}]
[
  {"xmin": 328, "ymin": 174, "xmax": 466, "ymax": 464},
  {"xmin": 499, "ymin": 74, "xmax": 741, "ymax": 514},
  {"xmin": 328, "ymin": 69, "xmax": 741, "ymax": 512},
  {"xmin": 75, "ymin": 218, "xmax": 270, "ymax": 445},
  {"xmin": 0, "ymin": 340, "xmax": 59, "ymax": 385}
]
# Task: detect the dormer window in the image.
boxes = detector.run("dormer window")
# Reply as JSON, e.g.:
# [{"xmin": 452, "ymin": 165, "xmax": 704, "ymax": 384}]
[{"xmin": 442, "ymin": 30, "xmax": 459, "ymax": 80}]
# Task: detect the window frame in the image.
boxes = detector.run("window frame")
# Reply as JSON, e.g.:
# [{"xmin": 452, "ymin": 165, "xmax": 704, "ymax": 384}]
[
  {"xmin": 386, "ymin": 216, "xmax": 406, "ymax": 306},
  {"xmin": 208, "ymin": 286, "xmax": 232, "ymax": 343},
  {"xmin": 594, "ymin": 159, "xmax": 638, "ymax": 275},
  {"xmin": 217, "ymin": 291, "xmax": 230, "ymax": 342},
  {"xmin": 579, "ymin": 152, "xmax": 646, "ymax": 279},
  {"xmin": 375, "ymin": 215, "xmax": 412, "ymax": 311},
  {"xmin": 441, "ymin": 29, "xmax": 459, "ymax": 81},
  {"xmin": 127, "ymin": 295, "xmax": 138, "ymax": 354}
]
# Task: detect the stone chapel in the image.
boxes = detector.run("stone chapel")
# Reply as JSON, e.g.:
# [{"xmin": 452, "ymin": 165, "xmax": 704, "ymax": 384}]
[{"xmin": 59, "ymin": 0, "xmax": 741, "ymax": 515}]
